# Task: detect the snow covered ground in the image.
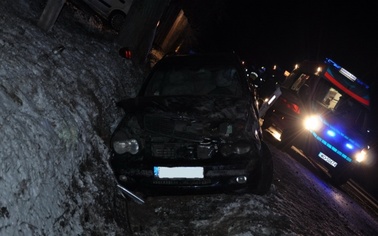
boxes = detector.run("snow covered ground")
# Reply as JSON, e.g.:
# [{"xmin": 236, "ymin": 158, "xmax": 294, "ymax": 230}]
[
  {"xmin": 1, "ymin": 0, "xmax": 144, "ymax": 235},
  {"xmin": 1, "ymin": 0, "xmax": 377, "ymax": 235}
]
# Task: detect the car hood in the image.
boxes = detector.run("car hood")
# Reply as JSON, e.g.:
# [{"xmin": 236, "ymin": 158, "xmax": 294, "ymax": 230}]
[
  {"xmin": 118, "ymin": 96, "xmax": 250, "ymax": 119},
  {"xmin": 117, "ymin": 96, "xmax": 257, "ymax": 140}
]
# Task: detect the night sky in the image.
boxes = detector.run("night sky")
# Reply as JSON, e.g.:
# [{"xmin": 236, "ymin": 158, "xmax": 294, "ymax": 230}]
[{"xmin": 187, "ymin": 0, "xmax": 378, "ymax": 87}]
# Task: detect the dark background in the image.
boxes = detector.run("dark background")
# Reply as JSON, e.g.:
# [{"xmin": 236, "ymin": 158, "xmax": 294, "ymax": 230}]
[
  {"xmin": 189, "ymin": 0, "xmax": 378, "ymax": 85},
  {"xmin": 181, "ymin": 0, "xmax": 378, "ymax": 189}
]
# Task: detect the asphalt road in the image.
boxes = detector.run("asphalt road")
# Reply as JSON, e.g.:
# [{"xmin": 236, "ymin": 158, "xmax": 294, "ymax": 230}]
[{"xmin": 263, "ymin": 129, "xmax": 378, "ymax": 220}]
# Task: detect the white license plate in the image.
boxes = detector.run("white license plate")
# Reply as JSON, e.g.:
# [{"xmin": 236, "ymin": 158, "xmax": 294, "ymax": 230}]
[
  {"xmin": 154, "ymin": 166, "xmax": 204, "ymax": 179},
  {"xmin": 318, "ymin": 152, "xmax": 338, "ymax": 167}
]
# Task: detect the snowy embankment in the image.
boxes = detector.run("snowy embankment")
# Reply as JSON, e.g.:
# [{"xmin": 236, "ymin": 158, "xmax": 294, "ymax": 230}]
[{"xmin": 0, "ymin": 1, "xmax": 143, "ymax": 234}]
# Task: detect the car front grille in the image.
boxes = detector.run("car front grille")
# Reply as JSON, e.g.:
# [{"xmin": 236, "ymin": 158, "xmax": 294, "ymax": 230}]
[
  {"xmin": 150, "ymin": 138, "xmax": 217, "ymax": 160},
  {"xmin": 145, "ymin": 115, "xmax": 218, "ymax": 160},
  {"xmin": 144, "ymin": 115, "xmax": 203, "ymax": 142},
  {"xmin": 151, "ymin": 143, "xmax": 183, "ymax": 158}
]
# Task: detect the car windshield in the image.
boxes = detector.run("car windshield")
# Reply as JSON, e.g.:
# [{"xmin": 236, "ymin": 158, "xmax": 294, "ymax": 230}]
[{"xmin": 144, "ymin": 65, "xmax": 243, "ymax": 97}]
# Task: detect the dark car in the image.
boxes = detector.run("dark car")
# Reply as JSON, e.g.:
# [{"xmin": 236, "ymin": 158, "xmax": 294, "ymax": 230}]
[
  {"xmin": 109, "ymin": 52, "xmax": 273, "ymax": 203},
  {"xmin": 74, "ymin": 0, "xmax": 133, "ymax": 31}
]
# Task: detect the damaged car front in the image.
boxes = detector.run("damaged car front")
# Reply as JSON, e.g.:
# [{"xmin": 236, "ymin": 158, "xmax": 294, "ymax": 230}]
[{"xmin": 109, "ymin": 53, "xmax": 273, "ymax": 203}]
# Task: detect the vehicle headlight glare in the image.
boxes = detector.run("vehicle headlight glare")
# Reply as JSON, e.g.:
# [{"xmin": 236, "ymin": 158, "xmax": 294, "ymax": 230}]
[
  {"xmin": 355, "ymin": 149, "xmax": 367, "ymax": 163},
  {"xmin": 113, "ymin": 139, "xmax": 139, "ymax": 155},
  {"xmin": 304, "ymin": 115, "xmax": 322, "ymax": 131}
]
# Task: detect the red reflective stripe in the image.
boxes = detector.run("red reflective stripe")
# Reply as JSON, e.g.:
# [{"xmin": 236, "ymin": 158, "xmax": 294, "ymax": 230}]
[{"xmin": 324, "ymin": 72, "xmax": 370, "ymax": 106}]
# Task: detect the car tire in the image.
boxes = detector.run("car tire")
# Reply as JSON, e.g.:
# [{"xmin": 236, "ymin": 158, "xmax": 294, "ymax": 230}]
[
  {"xmin": 330, "ymin": 174, "xmax": 349, "ymax": 187},
  {"xmin": 250, "ymin": 141, "xmax": 274, "ymax": 195},
  {"xmin": 329, "ymin": 169, "xmax": 350, "ymax": 187},
  {"xmin": 109, "ymin": 11, "xmax": 126, "ymax": 31}
]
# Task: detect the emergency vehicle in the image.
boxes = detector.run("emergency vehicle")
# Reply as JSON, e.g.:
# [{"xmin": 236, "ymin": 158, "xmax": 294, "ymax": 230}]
[{"xmin": 262, "ymin": 58, "xmax": 373, "ymax": 185}]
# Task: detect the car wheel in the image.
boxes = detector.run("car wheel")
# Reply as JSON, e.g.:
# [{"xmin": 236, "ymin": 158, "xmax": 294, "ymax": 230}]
[
  {"xmin": 109, "ymin": 12, "xmax": 126, "ymax": 31},
  {"xmin": 329, "ymin": 169, "xmax": 350, "ymax": 187},
  {"xmin": 250, "ymin": 141, "xmax": 274, "ymax": 195}
]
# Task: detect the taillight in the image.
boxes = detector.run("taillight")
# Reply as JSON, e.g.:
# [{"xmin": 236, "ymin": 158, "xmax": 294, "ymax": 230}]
[
  {"xmin": 279, "ymin": 97, "xmax": 300, "ymax": 114},
  {"xmin": 119, "ymin": 47, "xmax": 132, "ymax": 59}
]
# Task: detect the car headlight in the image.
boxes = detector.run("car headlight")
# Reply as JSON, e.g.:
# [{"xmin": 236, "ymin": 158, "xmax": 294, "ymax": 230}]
[
  {"xmin": 303, "ymin": 115, "xmax": 322, "ymax": 131},
  {"xmin": 112, "ymin": 131, "xmax": 139, "ymax": 155},
  {"xmin": 220, "ymin": 141, "xmax": 251, "ymax": 156},
  {"xmin": 355, "ymin": 149, "xmax": 367, "ymax": 163}
]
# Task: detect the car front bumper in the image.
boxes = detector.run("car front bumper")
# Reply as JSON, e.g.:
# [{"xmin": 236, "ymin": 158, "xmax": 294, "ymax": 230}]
[{"xmin": 111, "ymin": 156, "xmax": 261, "ymax": 196}]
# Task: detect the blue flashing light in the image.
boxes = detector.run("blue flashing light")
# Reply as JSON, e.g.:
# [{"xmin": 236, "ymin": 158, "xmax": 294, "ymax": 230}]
[
  {"xmin": 324, "ymin": 58, "xmax": 370, "ymax": 89},
  {"xmin": 320, "ymin": 117, "xmax": 361, "ymax": 149},
  {"xmin": 326, "ymin": 130, "xmax": 336, "ymax": 137},
  {"xmin": 345, "ymin": 143, "xmax": 353, "ymax": 149},
  {"xmin": 325, "ymin": 58, "xmax": 341, "ymax": 70}
]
